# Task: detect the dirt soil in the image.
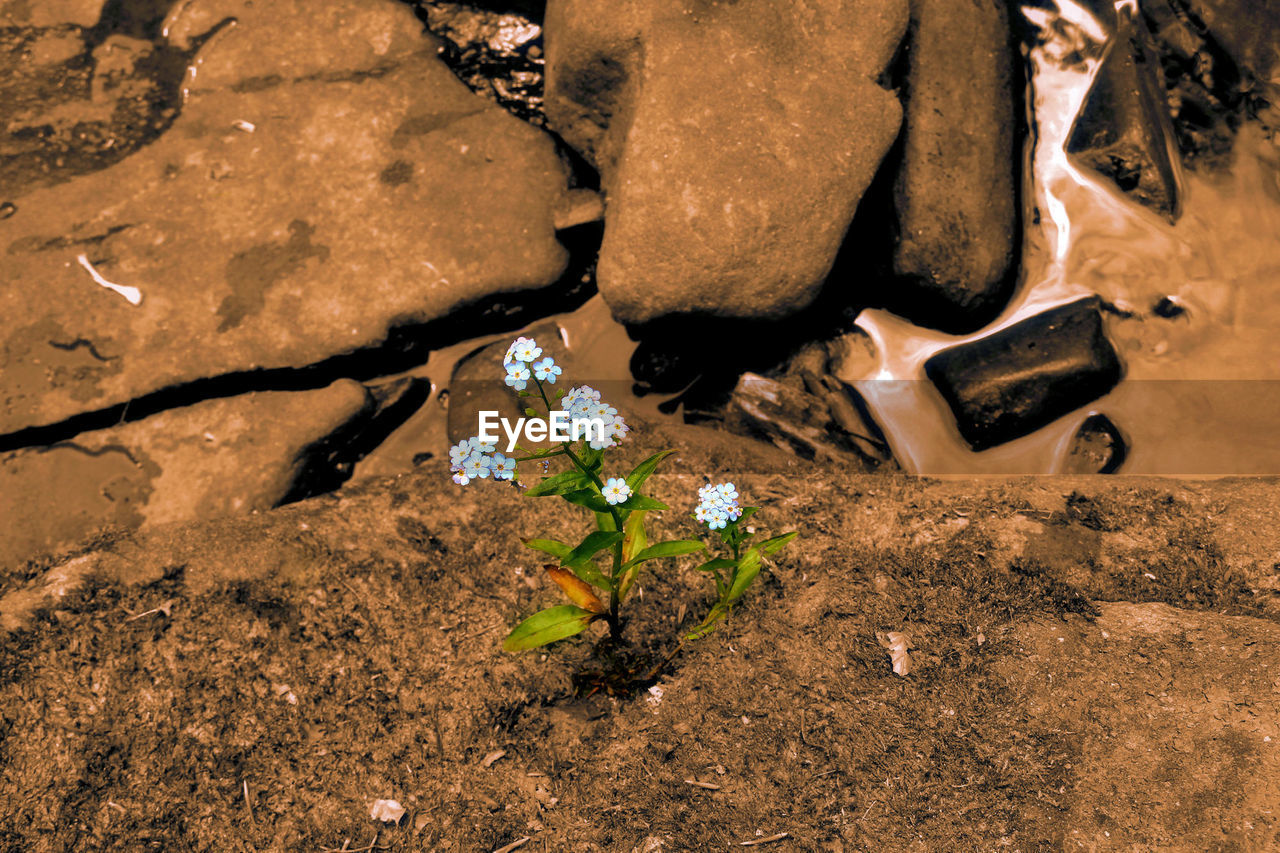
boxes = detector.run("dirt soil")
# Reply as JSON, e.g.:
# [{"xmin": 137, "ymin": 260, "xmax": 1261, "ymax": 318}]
[{"xmin": 2, "ymin": 425, "xmax": 1279, "ymax": 851}]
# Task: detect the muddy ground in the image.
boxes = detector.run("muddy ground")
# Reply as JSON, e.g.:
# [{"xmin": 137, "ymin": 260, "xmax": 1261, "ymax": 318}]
[{"xmin": 2, "ymin": 424, "xmax": 1279, "ymax": 851}]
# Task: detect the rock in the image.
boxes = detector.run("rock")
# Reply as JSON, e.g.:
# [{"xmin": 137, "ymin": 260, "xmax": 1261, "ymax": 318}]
[
  {"xmin": 924, "ymin": 298, "xmax": 1124, "ymax": 451},
  {"xmin": 1, "ymin": 0, "xmax": 572, "ymax": 438},
  {"xmin": 890, "ymin": 0, "xmax": 1019, "ymax": 331},
  {"xmin": 728, "ymin": 372, "xmax": 891, "ymax": 469},
  {"xmin": 283, "ymin": 375, "xmax": 433, "ymax": 502},
  {"xmin": 544, "ymin": 0, "xmax": 908, "ymax": 324},
  {"xmin": 421, "ymin": 0, "xmax": 547, "ymax": 127},
  {"xmin": 0, "ymin": 0, "xmax": 102, "ymax": 27},
  {"xmin": 1062, "ymin": 413, "xmax": 1126, "ymax": 474},
  {"xmin": 1067, "ymin": 10, "xmax": 1183, "ymax": 220},
  {"xmin": 0, "ymin": 380, "xmax": 371, "ymax": 570},
  {"xmin": 445, "ymin": 321, "xmax": 574, "ymax": 447}
]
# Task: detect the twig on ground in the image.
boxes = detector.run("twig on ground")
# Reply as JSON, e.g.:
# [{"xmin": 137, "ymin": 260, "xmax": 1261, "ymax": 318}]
[
  {"xmin": 740, "ymin": 832, "xmax": 789, "ymax": 846},
  {"xmin": 491, "ymin": 836, "xmax": 530, "ymax": 853},
  {"xmin": 643, "ymin": 639, "xmax": 685, "ymax": 682},
  {"xmin": 125, "ymin": 598, "xmax": 176, "ymax": 622},
  {"xmin": 683, "ymin": 779, "xmax": 722, "ymax": 790},
  {"xmin": 242, "ymin": 779, "xmax": 255, "ymax": 825},
  {"xmin": 319, "ymin": 833, "xmax": 387, "ymax": 853}
]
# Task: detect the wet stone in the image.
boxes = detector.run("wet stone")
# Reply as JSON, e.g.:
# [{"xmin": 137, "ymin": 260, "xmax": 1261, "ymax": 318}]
[
  {"xmin": 1067, "ymin": 11, "xmax": 1183, "ymax": 220},
  {"xmin": 1063, "ymin": 413, "xmax": 1127, "ymax": 474},
  {"xmin": 1152, "ymin": 295, "xmax": 1188, "ymax": 318},
  {"xmin": 545, "ymin": 0, "xmax": 908, "ymax": 324},
  {"xmin": 283, "ymin": 375, "xmax": 433, "ymax": 503},
  {"xmin": 924, "ymin": 298, "xmax": 1124, "ymax": 451},
  {"xmin": 0, "ymin": 0, "xmax": 572, "ymax": 437},
  {"xmin": 446, "ymin": 321, "xmax": 576, "ymax": 447},
  {"xmin": 1139, "ymin": 0, "xmax": 1249, "ymax": 171},
  {"xmin": 890, "ymin": 0, "xmax": 1020, "ymax": 332},
  {"xmin": 0, "ymin": 380, "xmax": 371, "ymax": 570},
  {"xmin": 727, "ymin": 372, "xmax": 890, "ymax": 470}
]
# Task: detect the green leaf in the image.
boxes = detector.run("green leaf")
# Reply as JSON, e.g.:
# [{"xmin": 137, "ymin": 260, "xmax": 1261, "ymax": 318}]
[
  {"xmin": 618, "ymin": 538, "xmax": 703, "ymax": 602},
  {"xmin": 523, "ymin": 538, "xmax": 572, "ymax": 560},
  {"xmin": 627, "ymin": 540, "xmax": 705, "ymax": 565},
  {"xmin": 726, "ymin": 547, "xmax": 763, "ymax": 603},
  {"xmin": 626, "ymin": 450, "xmax": 675, "ymax": 491},
  {"xmin": 524, "ymin": 539, "xmax": 607, "ymax": 588},
  {"xmin": 737, "ymin": 507, "xmax": 759, "ymax": 524},
  {"xmin": 758, "ymin": 531, "xmax": 798, "ymax": 556},
  {"xmin": 561, "ymin": 489, "xmax": 612, "ymax": 513},
  {"xmin": 619, "ymin": 494, "xmax": 669, "ymax": 512},
  {"xmin": 503, "ymin": 605, "xmax": 597, "ymax": 651},
  {"xmin": 564, "ymin": 530, "xmax": 623, "ymax": 568},
  {"xmin": 622, "ymin": 511, "xmax": 648, "ymax": 564},
  {"xmin": 693, "ymin": 557, "xmax": 737, "ymax": 573},
  {"xmin": 569, "ymin": 562, "xmax": 610, "ymax": 590},
  {"xmin": 595, "ymin": 512, "xmax": 617, "ymax": 532},
  {"xmin": 525, "ymin": 470, "xmax": 590, "ymax": 497}
]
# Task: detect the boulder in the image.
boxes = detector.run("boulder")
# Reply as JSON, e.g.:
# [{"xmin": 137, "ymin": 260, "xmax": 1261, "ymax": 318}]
[
  {"xmin": 0, "ymin": 0, "xmax": 572, "ymax": 438},
  {"xmin": 545, "ymin": 0, "xmax": 908, "ymax": 324},
  {"xmin": 891, "ymin": 0, "xmax": 1019, "ymax": 329},
  {"xmin": 0, "ymin": 380, "xmax": 371, "ymax": 570}
]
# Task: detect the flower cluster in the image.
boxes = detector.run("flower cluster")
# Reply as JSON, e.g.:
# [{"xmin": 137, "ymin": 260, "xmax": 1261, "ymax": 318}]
[
  {"xmin": 695, "ymin": 482, "xmax": 742, "ymax": 530},
  {"xmin": 561, "ymin": 385, "xmax": 629, "ymax": 450},
  {"xmin": 449, "ymin": 436, "xmax": 516, "ymax": 486},
  {"xmin": 504, "ymin": 336, "xmax": 560, "ymax": 391}
]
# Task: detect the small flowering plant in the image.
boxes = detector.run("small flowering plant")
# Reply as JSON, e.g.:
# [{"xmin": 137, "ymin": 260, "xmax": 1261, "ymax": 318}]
[
  {"xmin": 452, "ymin": 335, "xmax": 798, "ymax": 657},
  {"xmin": 452, "ymin": 337, "xmax": 705, "ymax": 649},
  {"xmin": 685, "ymin": 483, "xmax": 797, "ymax": 639}
]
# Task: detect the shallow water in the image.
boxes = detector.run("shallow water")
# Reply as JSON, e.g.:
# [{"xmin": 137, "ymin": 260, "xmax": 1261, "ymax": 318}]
[{"xmin": 855, "ymin": 0, "xmax": 1280, "ymax": 475}]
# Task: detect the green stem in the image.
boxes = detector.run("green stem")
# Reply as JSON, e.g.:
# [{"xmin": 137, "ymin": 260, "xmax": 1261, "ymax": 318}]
[
  {"xmin": 536, "ymin": 376, "xmax": 625, "ymax": 639},
  {"xmin": 608, "ymin": 544, "xmax": 623, "ymax": 642}
]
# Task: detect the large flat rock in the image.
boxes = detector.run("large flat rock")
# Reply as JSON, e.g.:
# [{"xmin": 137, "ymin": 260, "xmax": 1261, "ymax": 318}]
[
  {"xmin": 0, "ymin": 379, "xmax": 372, "ymax": 570},
  {"xmin": 1, "ymin": 0, "xmax": 571, "ymax": 437}
]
